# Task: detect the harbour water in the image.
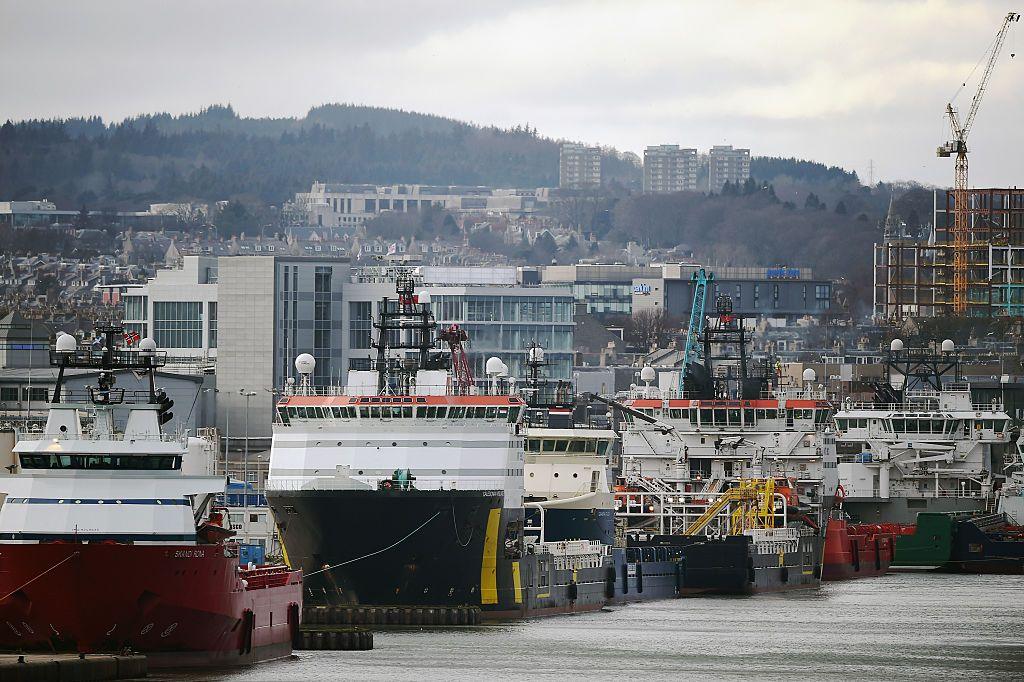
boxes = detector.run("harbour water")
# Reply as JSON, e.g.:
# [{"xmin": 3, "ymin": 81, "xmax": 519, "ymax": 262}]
[{"xmin": 156, "ymin": 574, "xmax": 1022, "ymax": 681}]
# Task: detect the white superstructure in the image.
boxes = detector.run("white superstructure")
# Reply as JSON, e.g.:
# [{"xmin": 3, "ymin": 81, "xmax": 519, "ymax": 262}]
[{"xmin": 0, "ymin": 331, "xmax": 224, "ymax": 545}]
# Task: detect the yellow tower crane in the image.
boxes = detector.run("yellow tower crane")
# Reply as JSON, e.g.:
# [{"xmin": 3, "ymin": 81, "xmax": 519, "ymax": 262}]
[{"xmin": 937, "ymin": 11, "xmax": 1019, "ymax": 315}]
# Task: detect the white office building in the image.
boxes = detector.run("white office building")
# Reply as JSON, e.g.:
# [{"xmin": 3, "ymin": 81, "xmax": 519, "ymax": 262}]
[{"xmin": 288, "ymin": 182, "xmax": 544, "ymax": 228}]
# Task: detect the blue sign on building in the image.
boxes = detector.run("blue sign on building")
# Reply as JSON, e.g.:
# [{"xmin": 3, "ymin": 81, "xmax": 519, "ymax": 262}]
[{"xmin": 766, "ymin": 267, "xmax": 800, "ymax": 280}]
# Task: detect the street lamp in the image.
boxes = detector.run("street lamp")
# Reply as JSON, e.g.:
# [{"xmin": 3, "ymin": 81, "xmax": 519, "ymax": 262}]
[{"xmin": 239, "ymin": 388, "xmax": 256, "ymax": 542}]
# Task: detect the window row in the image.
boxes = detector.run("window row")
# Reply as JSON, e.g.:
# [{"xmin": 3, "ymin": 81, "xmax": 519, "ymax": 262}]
[{"xmin": 280, "ymin": 404, "xmax": 521, "ymax": 423}]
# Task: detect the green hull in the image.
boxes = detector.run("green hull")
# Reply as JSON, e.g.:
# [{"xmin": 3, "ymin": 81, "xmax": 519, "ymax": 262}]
[{"xmin": 892, "ymin": 513, "xmax": 956, "ymax": 567}]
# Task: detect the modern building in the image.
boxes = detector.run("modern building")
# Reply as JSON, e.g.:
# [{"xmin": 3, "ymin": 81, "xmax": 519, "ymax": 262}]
[
  {"xmin": 708, "ymin": 145, "xmax": 751, "ymax": 193},
  {"xmin": 115, "ymin": 256, "xmax": 220, "ymax": 371},
  {"xmin": 0, "ymin": 200, "xmax": 202, "ymax": 230},
  {"xmin": 539, "ymin": 264, "xmax": 661, "ymax": 317},
  {"xmin": 344, "ymin": 266, "xmax": 575, "ymax": 381},
  {"xmin": 559, "ymin": 143, "xmax": 602, "ymax": 190},
  {"xmin": 643, "ymin": 145, "xmax": 699, "ymax": 193},
  {"xmin": 633, "ymin": 264, "xmax": 832, "ymax": 323},
  {"xmin": 287, "ymin": 183, "xmax": 544, "ymax": 228},
  {"xmin": 115, "ymin": 257, "xmax": 573, "ymax": 436},
  {"xmin": 873, "ymin": 188, "xmax": 1024, "ymax": 320}
]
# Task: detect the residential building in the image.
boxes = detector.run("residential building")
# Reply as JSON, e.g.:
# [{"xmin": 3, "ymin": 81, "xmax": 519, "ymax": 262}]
[
  {"xmin": 559, "ymin": 143, "xmax": 601, "ymax": 190},
  {"xmin": 286, "ymin": 183, "xmax": 544, "ymax": 228},
  {"xmin": 708, "ymin": 145, "xmax": 751, "ymax": 193},
  {"xmin": 643, "ymin": 145, "xmax": 698, "ymax": 193}
]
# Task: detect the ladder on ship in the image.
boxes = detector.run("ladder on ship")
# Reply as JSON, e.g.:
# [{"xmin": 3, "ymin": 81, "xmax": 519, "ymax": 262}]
[{"xmin": 682, "ymin": 479, "xmax": 776, "ymax": 537}]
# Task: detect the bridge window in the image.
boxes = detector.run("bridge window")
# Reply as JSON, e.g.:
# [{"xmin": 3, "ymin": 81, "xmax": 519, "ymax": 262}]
[{"xmin": 20, "ymin": 454, "xmax": 181, "ymax": 470}]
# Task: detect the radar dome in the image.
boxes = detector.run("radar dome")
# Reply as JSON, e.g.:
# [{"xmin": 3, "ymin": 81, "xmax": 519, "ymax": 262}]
[
  {"xmin": 890, "ymin": 338, "xmax": 904, "ymax": 352},
  {"xmin": 486, "ymin": 356, "xmax": 505, "ymax": 376},
  {"xmin": 417, "ymin": 290, "xmax": 432, "ymax": 304},
  {"xmin": 802, "ymin": 368, "xmax": 817, "ymax": 382},
  {"xmin": 139, "ymin": 337, "xmax": 157, "ymax": 352},
  {"xmin": 941, "ymin": 339, "xmax": 955, "ymax": 353},
  {"xmin": 640, "ymin": 366, "xmax": 656, "ymax": 384},
  {"xmin": 55, "ymin": 334, "xmax": 77, "ymax": 352},
  {"xmin": 294, "ymin": 353, "xmax": 316, "ymax": 375},
  {"xmin": 287, "ymin": 377, "xmax": 296, "ymax": 385}
]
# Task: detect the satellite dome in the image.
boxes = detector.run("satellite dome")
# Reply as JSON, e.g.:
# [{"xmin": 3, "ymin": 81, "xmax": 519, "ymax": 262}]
[
  {"xmin": 417, "ymin": 290, "xmax": 432, "ymax": 304},
  {"xmin": 139, "ymin": 337, "xmax": 157, "ymax": 352},
  {"xmin": 890, "ymin": 339, "xmax": 904, "ymax": 352},
  {"xmin": 640, "ymin": 366, "xmax": 656, "ymax": 384},
  {"xmin": 55, "ymin": 334, "xmax": 77, "ymax": 352},
  {"xmin": 287, "ymin": 377, "xmax": 296, "ymax": 385},
  {"xmin": 802, "ymin": 368, "xmax": 817, "ymax": 382},
  {"xmin": 941, "ymin": 339, "xmax": 955, "ymax": 353},
  {"xmin": 528, "ymin": 346, "xmax": 545, "ymax": 364},
  {"xmin": 485, "ymin": 356, "xmax": 505, "ymax": 376},
  {"xmin": 294, "ymin": 353, "xmax": 316, "ymax": 375}
]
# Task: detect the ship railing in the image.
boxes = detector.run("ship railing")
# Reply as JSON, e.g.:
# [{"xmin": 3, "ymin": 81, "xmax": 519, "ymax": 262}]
[
  {"xmin": 836, "ymin": 400, "xmax": 1003, "ymax": 412},
  {"xmin": 879, "ymin": 488, "xmax": 987, "ymax": 500},
  {"xmin": 16, "ymin": 431, "xmax": 186, "ymax": 443},
  {"xmin": 281, "ymin": 380, "xmax": 519, "ymax": 398},
  {"xmin": 615, "ymin": 490, "xmax": 731, "ymax": 536},
  {"xmin": 266, "ymin": 476, "xmax": 507, "ymax": 492},
  {"xmin": 54, "ymin": 389, "xmax": 157, "ymax": 405}
]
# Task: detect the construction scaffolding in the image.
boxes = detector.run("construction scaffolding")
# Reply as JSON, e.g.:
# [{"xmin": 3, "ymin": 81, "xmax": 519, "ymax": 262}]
[{"xmin": 874, "ymin": 188, "xmax": 1024, "ymax": 321}]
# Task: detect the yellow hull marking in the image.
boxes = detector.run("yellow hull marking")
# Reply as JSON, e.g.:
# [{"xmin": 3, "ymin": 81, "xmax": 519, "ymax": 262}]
[
  {"xmin": 512, "ymin": 561, "xmax": 522, "ymax": 604},
  {"xmin": 277, "ymin": 526, "xmax": 292, "ymax": 568},
  {"xmin": 480, "ymin": 508, "xmax": 501, "ymax": 605}
]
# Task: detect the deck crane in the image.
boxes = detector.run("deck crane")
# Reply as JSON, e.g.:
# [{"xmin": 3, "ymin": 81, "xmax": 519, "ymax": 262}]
[
  {"xmin": 937, "ymin": 11, "xmax": 1019, "ymax": 315},
  {"xmin": 678, "ymin": 268, "xmax": 713, "ymax": 393}
]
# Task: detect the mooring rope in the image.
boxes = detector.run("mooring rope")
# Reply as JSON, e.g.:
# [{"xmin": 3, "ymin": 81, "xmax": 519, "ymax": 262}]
[{"xmin": 306, "ymin": 511, "xmax": 441, "ymax": 578}]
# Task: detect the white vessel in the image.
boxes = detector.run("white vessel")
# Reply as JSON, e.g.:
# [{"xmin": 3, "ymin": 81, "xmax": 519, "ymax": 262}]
[
  {"xmin": 266, "ymin": 277, "xmax": 612, "ymax": 617},
  {"xmin": 0, "ymin": 325, "xmax": 302, "ymax": 665},
  {"xmin": 832, "ymin": 339, "xmax": 1014, "ymax": 523}
]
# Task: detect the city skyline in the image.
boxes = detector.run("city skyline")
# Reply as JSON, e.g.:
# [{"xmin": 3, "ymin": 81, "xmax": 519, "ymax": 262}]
[{"xmin": 2, "ymin": 1, "xmax": 1022, "ymax": 187}]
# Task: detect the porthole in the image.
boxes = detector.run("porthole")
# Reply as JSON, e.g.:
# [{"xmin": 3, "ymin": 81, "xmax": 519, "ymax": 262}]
[
  {"xmin": 358, "ymin": 470, "xmax": 364, "ymax": 475},
  {"xmin": 553, "ymin": 473, "xmax": 559, "ymax": 478},
  {"xmin": 573, "ymin": 473, "xmax": 578, "ymax": 478},
  {"xmin": 529, "ymin": 472, "xmax": 534, "ymax": 477},
  {"xmin": 392, "ymin": 442, "xmax": 397, "ymax": 447},
  {"xmin": 441, "ymin": 470, "xmax": 447, "ymax": 475},
  {"xmin": 423, "ymin": 442, "xmax": 428, "ymax": 446}
]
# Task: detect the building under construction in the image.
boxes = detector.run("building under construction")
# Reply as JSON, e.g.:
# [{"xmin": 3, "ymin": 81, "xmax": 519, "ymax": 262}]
[{"xmin": 874, "ymin": 188, "xmax": 1024, "ymax": 320}]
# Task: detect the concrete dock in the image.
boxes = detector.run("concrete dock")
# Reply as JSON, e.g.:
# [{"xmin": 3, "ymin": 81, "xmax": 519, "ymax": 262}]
[{"xmin": 0, "ymin": 654, "xmax": 146, "ymax": 681}]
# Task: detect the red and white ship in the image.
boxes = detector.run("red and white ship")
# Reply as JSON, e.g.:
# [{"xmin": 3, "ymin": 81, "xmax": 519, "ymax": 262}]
[{"xmin": 0, "ymin": 325, "xmax": 302, "ymax": 667}]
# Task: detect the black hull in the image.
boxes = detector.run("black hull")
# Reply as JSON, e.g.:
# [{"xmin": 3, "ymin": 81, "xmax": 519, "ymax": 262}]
[
  {"xmin": 269, "ymin": 488, "xmax": 613, "ymax": 617},
  {"xmin": 631, "ymin": 533, "xmax": 823, "ymax": 595}
]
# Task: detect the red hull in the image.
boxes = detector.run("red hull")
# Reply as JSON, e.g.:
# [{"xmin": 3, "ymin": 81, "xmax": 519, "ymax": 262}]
[
  {"xmin": 822, "ymin": 519, "xmax": 895, "ymax": 581},
  {"xmin": 0, "ymin": 543, "xmax": 302, "ymax": 668}
]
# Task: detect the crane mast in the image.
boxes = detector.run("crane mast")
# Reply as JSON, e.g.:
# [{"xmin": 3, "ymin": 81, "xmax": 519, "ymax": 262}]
[
  {"xmin": 678, "ymin": 268, "xmax": 712, "ymax": 393},
  {"xmin": 937, "ymin": 11, "xmax": 1019, "ymax": 315}
]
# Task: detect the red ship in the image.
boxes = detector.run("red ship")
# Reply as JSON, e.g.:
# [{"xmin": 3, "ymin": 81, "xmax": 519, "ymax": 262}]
[
  {"xmin": 822, "ymin": 518, "xmax": 896, "ymax": 580},
  {"xmin": 0, "ymin": 325, "xmax": 302, "ymax": 667}
]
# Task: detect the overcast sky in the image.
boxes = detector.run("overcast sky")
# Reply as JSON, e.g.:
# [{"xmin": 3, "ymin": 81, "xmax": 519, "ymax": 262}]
[{"xmin": 2, "ymin": 0, "xmax": 1022, "ymax": 186}]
